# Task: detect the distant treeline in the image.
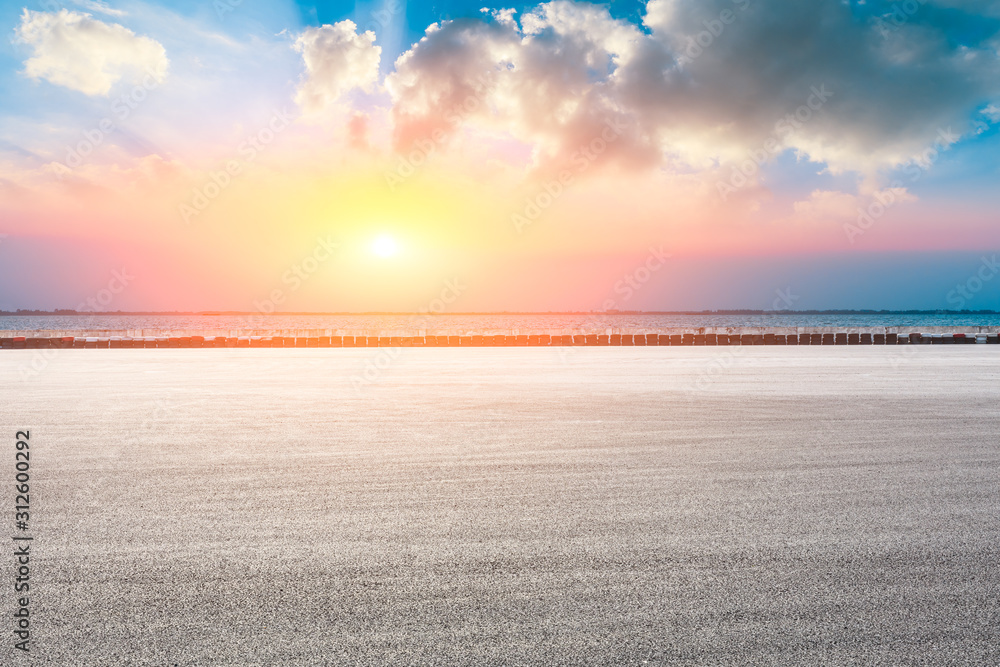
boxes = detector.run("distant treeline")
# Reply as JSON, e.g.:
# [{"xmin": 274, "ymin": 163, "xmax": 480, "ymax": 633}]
[{"xmin": 4, "ymin": 310, "xmax": 1000, "ymax": 316}]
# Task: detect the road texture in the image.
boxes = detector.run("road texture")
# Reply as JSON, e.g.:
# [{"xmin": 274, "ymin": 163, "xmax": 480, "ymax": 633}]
[{"xmin": 2, "ymin": 347, "xmax": 999, "ymax": 665}]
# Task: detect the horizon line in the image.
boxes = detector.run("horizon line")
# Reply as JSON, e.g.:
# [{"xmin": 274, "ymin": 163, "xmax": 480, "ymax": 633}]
[{"xmin": 4, "ymin": 310, "xmax": 1000, "ymax": 316}]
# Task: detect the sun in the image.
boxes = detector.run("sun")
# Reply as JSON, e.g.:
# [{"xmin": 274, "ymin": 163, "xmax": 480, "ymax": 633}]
[{"xmin": 372, "ymin": 234, "xmax": 398, "ymax": 258}]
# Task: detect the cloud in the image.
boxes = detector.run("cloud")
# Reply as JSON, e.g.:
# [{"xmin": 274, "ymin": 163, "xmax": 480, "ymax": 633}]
[
  {"xmin": 793, "ymin": 190, "xmax": 863, "ymax": 220},
  {"xmin": 347, "ymin": 113, "xmax": 370, "ymax": 150},
  {"xmin": 71, "ymin": 0, "xmax": 126, "ymax": 18},
  {"xmin": 639, "ymin": 0, "xmax": 1000, "ymax": 172},
  {"xmin": 386, "ymin": 2, "xmax": 657, "ymax": 172},
  {"xmin": 293, "ymin": 21, "xmax": 382, "ymax": 113},
  {"xmin": 14, "ymin": 9, "xmax": 168, "ymax": 97},
  {"xmin": 793, "ymin": 187, "xmax": 917, "ymax": 223},
  {"xmin": 384, "ymin": 0, "xmax": 1000, "ymax": 178}
]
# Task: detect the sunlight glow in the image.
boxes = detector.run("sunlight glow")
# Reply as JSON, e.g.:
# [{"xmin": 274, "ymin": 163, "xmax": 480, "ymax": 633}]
[{"xmin": 372, "ymin": 234, "xmax": 399, "ymax": 258}]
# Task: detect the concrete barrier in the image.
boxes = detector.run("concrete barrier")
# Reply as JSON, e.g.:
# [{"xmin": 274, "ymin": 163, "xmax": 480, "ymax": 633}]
[{"xmin": 8, "ymin": 326, "xmax": 1000, "ymax": 350}]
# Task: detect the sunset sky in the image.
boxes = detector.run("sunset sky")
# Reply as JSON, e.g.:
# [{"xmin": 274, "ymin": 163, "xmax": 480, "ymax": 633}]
[{"xmin": 2, "ymin": 0, "xmax": 1000, "ymax": 311}]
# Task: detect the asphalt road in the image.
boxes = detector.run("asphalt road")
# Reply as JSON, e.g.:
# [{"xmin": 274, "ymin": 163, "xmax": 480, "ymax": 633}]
[{"xmin": 2, "ymin": 347, "xmax": 999, "ymax": 665}]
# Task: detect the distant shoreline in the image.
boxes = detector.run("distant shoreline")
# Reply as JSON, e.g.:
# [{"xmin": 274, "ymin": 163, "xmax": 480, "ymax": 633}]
[{"xmin": 4, "ymin": 310, "xmax": 1000, "ymax": 317}]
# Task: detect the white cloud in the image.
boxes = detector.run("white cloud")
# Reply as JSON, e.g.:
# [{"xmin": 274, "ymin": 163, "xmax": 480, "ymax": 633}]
[
  {"xmin": 14, "ymin": 9, "xmax": 168, "ymax": 97},
  {"xmin": 384, "ymin": 0, "xmax": 1000, "ymax": 178},
  {"xmin": 637, "ymin": 0, "xmax": 1000, "ymax": 173},
  {"xmin": 794, "ymin": 187, "xmax": 917, "ymax": 222},
  {"xmin": 71, "ymin": 0, "xmax": 126, "ymax": 18},
  {"xmin": 386, "ymin": 2, "xmax": 656, "ymax": 172},
  {"xmin": 793, "ymin": 190, "xmax": 862, "ymax": 220},
  {"xmin": 293, "ymin": 21, "xmax": 382, "ymax": 113}
]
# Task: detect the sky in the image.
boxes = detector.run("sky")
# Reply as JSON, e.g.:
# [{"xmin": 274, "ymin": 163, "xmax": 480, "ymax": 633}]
[{"xmin": 1, "ymin": 0, "xmax": 1000, "ymax": 312}]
